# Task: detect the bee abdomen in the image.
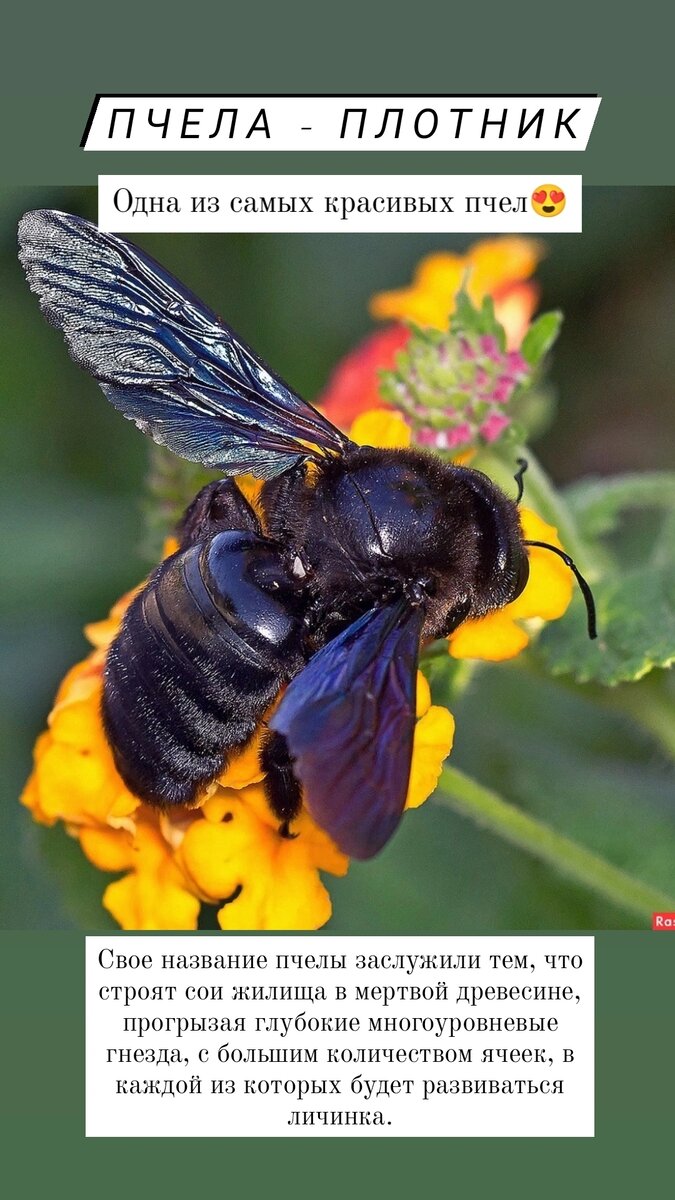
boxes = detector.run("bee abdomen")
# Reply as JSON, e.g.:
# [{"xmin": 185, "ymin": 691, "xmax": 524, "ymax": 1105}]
[{"xmin": 102, "ymin": 534, "xmax": 304, "ymax": 808}]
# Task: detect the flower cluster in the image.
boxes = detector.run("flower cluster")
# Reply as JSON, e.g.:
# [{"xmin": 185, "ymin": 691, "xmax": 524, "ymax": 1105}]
[
  {"xmin": 319, "ymin": 237, "xmax": 541, "ymax": 429},
  {"xmin": 380, "ymin": 327, "xmax": 529, "ymax": 455}
]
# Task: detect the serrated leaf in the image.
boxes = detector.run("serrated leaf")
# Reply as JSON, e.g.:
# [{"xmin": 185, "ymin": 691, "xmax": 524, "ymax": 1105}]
[
  {"xmin": 537, "ymin": 562, "xmax": 675, "ymax": 685},
  {"xmin": 521, "ymin": 311, "xmax": 563, "ymax": 367}
]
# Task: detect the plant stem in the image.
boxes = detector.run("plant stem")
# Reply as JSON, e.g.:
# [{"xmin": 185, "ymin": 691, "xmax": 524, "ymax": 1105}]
[{"xmin": 436, "ymin": 765, "xmax": 675, "ymax": 920}]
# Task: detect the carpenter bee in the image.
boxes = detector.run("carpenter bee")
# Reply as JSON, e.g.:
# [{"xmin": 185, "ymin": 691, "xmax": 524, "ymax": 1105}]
[{"xmin": 18, "ymin": 211, "xmax": 596, "ymax": 859}]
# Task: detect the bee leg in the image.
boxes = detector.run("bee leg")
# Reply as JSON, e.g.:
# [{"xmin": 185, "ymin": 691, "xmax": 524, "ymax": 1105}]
[
  {"xmin": 260, "ymin": 729, "xmax": 302, "ymax": 838},
  {"xmin": 178, "ymin": 479, "xmax": 261, "ymax": 547}
]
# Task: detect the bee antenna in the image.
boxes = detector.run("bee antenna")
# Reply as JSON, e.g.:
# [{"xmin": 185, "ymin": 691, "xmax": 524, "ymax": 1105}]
[
  {"xmin": 514, "ymin": 457, "xmax": 528, "ymax": 504},
  {"xmin": 522, "ymin": 540, "xmax": 598, "ymax": 640}
]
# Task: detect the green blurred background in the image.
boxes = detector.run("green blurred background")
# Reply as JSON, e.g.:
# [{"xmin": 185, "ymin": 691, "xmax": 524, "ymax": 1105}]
[{"xmin": 1, "ymin": 185, "xmax": 674, "ymax": 932}]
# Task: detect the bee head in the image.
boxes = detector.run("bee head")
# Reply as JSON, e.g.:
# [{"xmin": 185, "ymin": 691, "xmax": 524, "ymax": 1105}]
[
  {"xmin": 452, "ymin": 465, "xmax": 530, "ymax": 617},
  {"xmin": 305, "ymin": 447, "xmax": 544, "ymax": 642},
  {"xmin": 351, "ymin": 453, "xmax": 529, "ymax": 620}
]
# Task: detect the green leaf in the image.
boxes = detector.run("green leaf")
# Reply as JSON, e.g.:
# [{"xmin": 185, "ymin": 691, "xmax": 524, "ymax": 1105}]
[
  {"xmin": 520, "ymin": 311, "xmax": 563, "ymax": 367},
  {"xmin": 566, "ymin": 472, "xmax": 675, "ymax": 538},
  {"xmin": 537, "ymin": 561, "xmax": 675, "ymax": 685},
  {"xmin": 451, "ymin": 287, "xmax": 479, "ymax": 331},
  {"xmin": 481, "ymin": 295, "xmax": 507, "ymax": 350},
  {"xmin": 450, "ymin": 288, "xmax": 505, "ymax": 345}
]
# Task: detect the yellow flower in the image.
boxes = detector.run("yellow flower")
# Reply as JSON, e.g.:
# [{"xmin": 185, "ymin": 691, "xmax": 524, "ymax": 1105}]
[
  {"xmin": 407, "ymin": 678, "xmax": 455, "ymax": 810},
  {"xmin": 177, "ymin": 785, "xmax": 348, "ymax": 931},
  {"xmin": 102, "ymin": 819, "xmax": 201, "ymax": 932},
  {"xmin": 349, "ymin": 408, "xmax": 412, "ymax": 450},
  {"xmin": 370, "ymin": 237, "xmax": 542, "ymax": 348},
  {"xmin": 448, "ymin": 510, "xmax": 574, "ymax": 661}
]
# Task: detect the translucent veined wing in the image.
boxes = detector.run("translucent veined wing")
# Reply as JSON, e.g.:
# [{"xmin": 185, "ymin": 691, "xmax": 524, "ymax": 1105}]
[
  {"xmin": 271, "ymin": 600, "xmax": 424, "ymax": 859},
  {"xmin": 18, "ymin": 209, "xmax": 349, "ymax": 479}
]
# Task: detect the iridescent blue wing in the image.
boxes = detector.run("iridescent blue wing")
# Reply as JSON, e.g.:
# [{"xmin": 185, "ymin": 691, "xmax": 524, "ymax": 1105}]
[
  {"xmin": 18, "ymin": 210, "xmax": 349, "ymax": 479},
  {"xmin": 270, "ymin": 601, "xmax": 425, "ymax": 859}
]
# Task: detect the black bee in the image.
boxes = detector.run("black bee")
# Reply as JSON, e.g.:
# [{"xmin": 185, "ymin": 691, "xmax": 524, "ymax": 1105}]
[{"xmin": 18, "ymin": 211, "xmax": 596, "ymax": 859}]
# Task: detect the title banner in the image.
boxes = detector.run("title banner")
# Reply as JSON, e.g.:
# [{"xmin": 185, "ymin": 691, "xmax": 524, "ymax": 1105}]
[{"xmin": 82, "ymin": 95, "xmax": 602, "ymax": 152}]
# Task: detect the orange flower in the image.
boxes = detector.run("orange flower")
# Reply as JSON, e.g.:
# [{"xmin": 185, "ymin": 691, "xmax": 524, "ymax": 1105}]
[
  {"xmin": 319, "ymin": 237, "xmax": 542, "ymax": 428},
  {"xmin": 370, "ymin": 238, "xmax": 541, "ymax": 345}
]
